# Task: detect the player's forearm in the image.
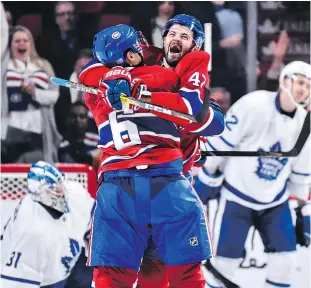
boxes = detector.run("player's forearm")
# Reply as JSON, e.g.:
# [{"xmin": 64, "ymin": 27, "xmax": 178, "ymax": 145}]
[
  {"xmin": 143, "ymin": 90, "xmax": 210, "ymax": 125},
  {"xmin": 144, "ymin": 91, "xmax": 193, "ymax": 125},
  {"xmin": 183, "ymin": 107, "xmax": 225, "ymax": 136}
]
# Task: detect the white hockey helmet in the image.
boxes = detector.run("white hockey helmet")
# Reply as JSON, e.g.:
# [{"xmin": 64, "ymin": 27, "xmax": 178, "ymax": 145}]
[
  {"xmin": 279, "ymin": 61, "xmax": 311, "ymax": 108},
  {"xmin": 27, "ymin": 161, "xmax": 69, "ymax": 213}
]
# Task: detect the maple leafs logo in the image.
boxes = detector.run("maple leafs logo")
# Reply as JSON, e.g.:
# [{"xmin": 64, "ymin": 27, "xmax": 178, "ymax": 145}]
[
  {"xmin": 61, "ymin": 238, "xmax": 80, "ymax": 275},
  {"xmin": 255, "ymin": 142, "xmax": 288, "ymax": 181}
]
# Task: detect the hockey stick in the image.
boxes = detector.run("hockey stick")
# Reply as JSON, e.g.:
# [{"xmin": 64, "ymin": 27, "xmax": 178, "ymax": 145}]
[
  {"xmin": 50, "ymin": 77, "xmax": 197, "ymax": 122},
  {"xmin": 204, "ymin": 259, "xmax": 240, "ymax": 288},
  {"xmin": 50, "ymin": 77, "xmax": 310, "ymax": 158},
  {"xmin": 201, "ymin": 111, "xmax": 310, "ymax": 158}
]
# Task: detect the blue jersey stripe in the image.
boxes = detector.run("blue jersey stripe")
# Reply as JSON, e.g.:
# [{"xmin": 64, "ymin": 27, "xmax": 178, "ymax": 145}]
[
  {"xmin": 98, "ymin": 114, "xmax": 180, "ymax": 146},
  {"xmin": 266, "ymin": 279, "xmax": 290, "ymax": 287},
  {"xmin": 206, "ymin": 140, "xmax": 218, "ymax": 151},
  {"xmin": 198, "ymin": 108, "xmax": 225, "ymax": 136},
  {"xmin": 223, "ymin": 181, "xmax": 287, "ymax": 205},
  {"xmin": 1, "ymin": 274, "xmax": 40, "ymax": 285},
  {"xmin": 292, "ymin": 170, "xmax": 310, "ymax": 176},
  {"xmin": 179, "ymin": 90, "xmax": 202, "ymax": 116},
  {"xmin": 219, "ymin": 136, "xmax": 234, "ymax": 148}
]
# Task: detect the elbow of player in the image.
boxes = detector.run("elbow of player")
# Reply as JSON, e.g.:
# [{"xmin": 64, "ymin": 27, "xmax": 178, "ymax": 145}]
[{"xmin": 210, "ymin": 110, "xmax": 225, "ymax": 136}]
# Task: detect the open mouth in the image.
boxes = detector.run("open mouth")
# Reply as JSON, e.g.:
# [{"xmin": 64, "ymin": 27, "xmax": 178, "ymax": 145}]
[
  {"xmin": 169, "ymin": 44, "xmax": 181, "ymax": 55},
  {"xmin": 17, "ymin": 48, "xmax": 27, "ymax": 54}
]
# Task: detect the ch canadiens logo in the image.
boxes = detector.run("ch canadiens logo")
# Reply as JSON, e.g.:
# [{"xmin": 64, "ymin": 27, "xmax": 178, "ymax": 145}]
[{"xmin": 112, "ymin": 31, "xmax": 121, "ymax": 39}]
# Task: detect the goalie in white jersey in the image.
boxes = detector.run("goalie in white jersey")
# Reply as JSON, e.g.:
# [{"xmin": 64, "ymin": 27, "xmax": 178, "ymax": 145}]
[
  {"xmin": 1, "ymin": 161, "xmax": 94, "ymax": 288},
  {"xmin": 196, "ymin": 61, "xmax": 311, "ymax": 288}
]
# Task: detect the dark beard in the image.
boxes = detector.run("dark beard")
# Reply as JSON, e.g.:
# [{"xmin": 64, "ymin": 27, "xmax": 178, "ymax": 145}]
[
  {"xmin": 164, "ymin": 51, "xmax": 182, "ymax": 67},
  {"xmin": 163, "ymin": 43, "xmax": 196, "ymax": 67},
  {"xmin": 165, "ymin": 58, "xmax": 179, "ymax": 67}
]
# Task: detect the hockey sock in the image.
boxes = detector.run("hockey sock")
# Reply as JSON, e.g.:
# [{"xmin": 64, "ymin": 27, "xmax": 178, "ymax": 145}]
[
  {"xmin": 137, "ymin": 258, "xmax": 168, "ymax": 288},
  {"xmin": 95, "ymin": 266, "xmax": 138, "ymax": 287},
  {"xmin": 167, "ymin": 262, "xmax": 206, "ymax": 288}
]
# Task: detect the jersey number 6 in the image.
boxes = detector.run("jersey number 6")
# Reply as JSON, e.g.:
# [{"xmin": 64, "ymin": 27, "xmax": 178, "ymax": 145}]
[{"xmin": 109, "ymin": 111, "xmax": 142, "ymax": 150}]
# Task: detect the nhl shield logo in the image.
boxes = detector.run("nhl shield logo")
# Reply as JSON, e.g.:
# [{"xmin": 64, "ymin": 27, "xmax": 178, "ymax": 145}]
[
  {"xmin": 190, "ymin": 237, "xmax": 198, "ymax": 246},
  {"xmin": 112, "ymin": 31, "xmax": 121, "ymax": 39}
]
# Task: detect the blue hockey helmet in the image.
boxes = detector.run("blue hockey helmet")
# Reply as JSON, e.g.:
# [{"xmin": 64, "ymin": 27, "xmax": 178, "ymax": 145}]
[
  {"xmin": 93, "ymin": 24, "xmax": 143, "ymax": 66},
  {"xmin": 162, "ymin": 14, "xmax": 205, "ymax": 49},
  {"xmin": 27, "ymin": 161, "xmax": 68, "ymax": 213}
]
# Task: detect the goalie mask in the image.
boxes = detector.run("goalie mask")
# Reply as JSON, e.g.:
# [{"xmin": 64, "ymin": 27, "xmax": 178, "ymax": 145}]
[
  {"xmin": 27, "ymin": 161, "xmax": 69, "ymax": 213},
  {"xmin": 279, "ymin": 61, "xmax": 311, "ymax": 108}
]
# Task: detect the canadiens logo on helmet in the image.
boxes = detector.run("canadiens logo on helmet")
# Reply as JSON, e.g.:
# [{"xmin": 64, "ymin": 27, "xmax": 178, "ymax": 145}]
[{"xmin": 112, "ymin": 31, "xmax": 121, "ymax": 39}]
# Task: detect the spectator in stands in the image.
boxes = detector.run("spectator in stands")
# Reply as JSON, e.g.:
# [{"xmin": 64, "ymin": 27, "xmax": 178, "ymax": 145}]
[
  {"xmin": 54, "ymin": 49, "xmax": 94, "ymax": 137},
  {"xmin": 1, "ymin": 25, "xmax": 61, "ymax": 164},
  {"xmin": 36, "ymin": 1, "xmax": 83, "ymax": 79},
  {"xmin": 212, "ymin": 1, "xmax": 246, "ymax": 103},
  {"xmin": 257, "ymin": 30, "xmax": 290, "ymax": 91},
  {"xmin": 210, "ymin": 87, "xmax": 231, "ymax": 114},
  {"xmin": 130, "ymin": 2, "xmax": 180, "ymax": 45},
  {"xmin": 184, "ymin": 1, "xmax": 246, "ymax": 104},
  {"xmin": 1, "ymin": 3, "xmax": 10, "ymax": 142},
  {"xmin": 4, "ymin": 8, "xmax": 13, "ymax": 35},
  {"xmin": 69, "ymin": 49, "xmax": 93, "ymax": 103},
  {"xmin": 151, "ymin": 1, "xmax": 176, "ymax": 48},
  {"xmin": 58, "ymin": 101, "xmax": 100, "ymax": 169}
]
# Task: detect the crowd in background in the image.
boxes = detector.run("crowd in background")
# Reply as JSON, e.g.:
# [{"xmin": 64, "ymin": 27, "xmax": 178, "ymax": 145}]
[{"xmin": 1, "ymin": 1, "xmax": 309, "ymax": 170}]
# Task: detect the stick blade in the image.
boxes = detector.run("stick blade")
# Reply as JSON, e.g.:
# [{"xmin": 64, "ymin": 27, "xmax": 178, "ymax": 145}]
[{"xmin": 50, "ymin": 77, "xmax": 70, "ymax": 88}]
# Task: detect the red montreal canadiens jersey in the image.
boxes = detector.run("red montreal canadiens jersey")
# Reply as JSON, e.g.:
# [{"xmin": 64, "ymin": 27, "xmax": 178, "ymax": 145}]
[{"xmin": 79, "ymin": 48, "xmax": 211, "ymax": 176}]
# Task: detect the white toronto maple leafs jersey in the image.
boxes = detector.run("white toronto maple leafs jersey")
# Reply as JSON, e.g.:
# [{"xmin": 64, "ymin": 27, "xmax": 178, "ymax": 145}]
[
  {"xmin": 204, "ymin": 91, "xmax": 310, "ymax": 210},
  {"xmin": 1, "ymin": 180, "xmax": 94, "ymax": 288}
]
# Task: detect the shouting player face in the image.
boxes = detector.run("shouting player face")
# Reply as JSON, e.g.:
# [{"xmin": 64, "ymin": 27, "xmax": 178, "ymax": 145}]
[{"xmin": 163, "ymin": 24, "xmax": 195, "ymax": 67}]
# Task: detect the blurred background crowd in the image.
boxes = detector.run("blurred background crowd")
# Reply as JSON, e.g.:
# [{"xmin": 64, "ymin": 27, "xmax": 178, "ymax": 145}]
[{"xmin": 1, "ymin": 1, "xmax": 310, "ymax": 170}]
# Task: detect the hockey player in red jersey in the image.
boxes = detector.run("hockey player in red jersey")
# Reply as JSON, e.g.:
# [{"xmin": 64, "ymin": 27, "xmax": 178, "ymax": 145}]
[{"xmin": 80, "ymin": 18, "xmax": 223, "ymax": 288}]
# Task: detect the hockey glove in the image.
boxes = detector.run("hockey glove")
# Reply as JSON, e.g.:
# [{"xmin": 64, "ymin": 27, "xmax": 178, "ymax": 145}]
[
  {"xmin": 194, "ymin": 167, "xmax": 224, "ymax": 204},
  {"xmin": 210, "ymin": 97, "xmax": 223, "ymax": 114},
  {"xmin": 97, "ymin": 66, "xmax": 131, "ymax": 110},
  {"xmin": 295, "ymin": 203, "xmax": 311, "ymax": 247},
  {"xmin": 128, "ymin": 78, "xmax": 149, "ymax": 110},
  {"xmin": 195, "ymin": 136, "xmax": 209, "ymax": 166}
]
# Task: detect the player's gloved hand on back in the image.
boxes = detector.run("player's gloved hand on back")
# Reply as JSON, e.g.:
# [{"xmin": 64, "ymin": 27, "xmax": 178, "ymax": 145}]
[
  {"xmin": 194, "ymin": 136, "xmax": 211, "ymax": 167},
  {"xmin": 131, "ymin": 78, "xmax": 149, "ymax": 100},
  {"xmin": 210, "ymin": 97, "xmax": 223, "ymax": 114},
  {"xmin": 194, "ymin": 164, "xmax": 224, "ymax": 205},
  {"xmin": 125, "ymin": 78, "xmax": 150, "ymax": 110},
  {"xmin": 97, "ymin": 66, "xmax": 131, "ymax": 110},
  {"xmin": 295, "ymin": 203, "xmax": 311, "ymax": 247}
]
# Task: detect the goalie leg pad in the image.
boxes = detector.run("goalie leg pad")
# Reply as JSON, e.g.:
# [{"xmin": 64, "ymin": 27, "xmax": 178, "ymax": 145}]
[{"xmin": 265, "ymin": 252, "xmax": 296, "ymax": 288}]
